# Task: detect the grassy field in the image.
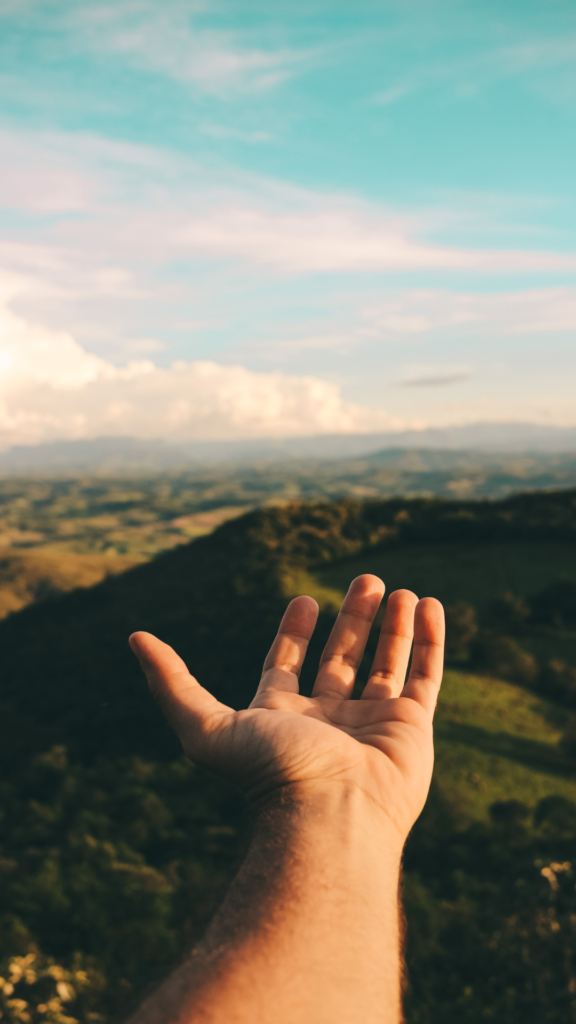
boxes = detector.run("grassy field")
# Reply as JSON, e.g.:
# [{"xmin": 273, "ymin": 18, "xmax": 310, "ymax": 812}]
[
  {"xmin": 0, "ymin": 478, "xmax": 249, "ymax": 556},
  {"xmin": 433, "ymin": 670, "xmax": 575, "ymax": 822},
  {"xmin": 0, "ymin": 485, "xmax": 248, "ymax": 617}
]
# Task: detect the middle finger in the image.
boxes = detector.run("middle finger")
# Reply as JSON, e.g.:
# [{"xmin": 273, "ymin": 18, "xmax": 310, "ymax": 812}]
[{"xmin": 311, "ymin": 574, "xmax": 385, "ymax": 700}]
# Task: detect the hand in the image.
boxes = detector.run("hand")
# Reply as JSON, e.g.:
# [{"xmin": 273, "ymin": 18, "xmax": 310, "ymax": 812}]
[{"xmin": 129, "ymin": 575, "xmax": 444, "ymax": 844}]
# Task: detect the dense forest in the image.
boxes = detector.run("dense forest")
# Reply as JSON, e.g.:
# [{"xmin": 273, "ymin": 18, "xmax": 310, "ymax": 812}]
[{"xmin": 2, "ymin": 488, "xmax": 576, "ymax": 1021}]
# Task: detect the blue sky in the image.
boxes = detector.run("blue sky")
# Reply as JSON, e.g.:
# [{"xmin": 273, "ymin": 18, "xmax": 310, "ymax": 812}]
[{"xmin": 0, "ymin": 0, "xmax": 575, "ymax": 443}]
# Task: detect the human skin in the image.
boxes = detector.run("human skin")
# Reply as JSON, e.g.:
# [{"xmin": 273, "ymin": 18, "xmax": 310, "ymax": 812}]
[{"xmin": 127, "ymin": 574, "xmax": 445, "ymax": 1024}]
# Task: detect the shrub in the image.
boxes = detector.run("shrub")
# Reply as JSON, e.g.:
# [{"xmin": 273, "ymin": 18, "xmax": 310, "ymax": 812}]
[
  {"xmin": 534, "ymin": 795, "xmax": 576, "ymax": 833},
  {"xmin": 471, "ymin": 634, "xmax": 538, "ymax": 684},
  {"xmin": 489, "ymin": 800, "xmax": 530, "ymax": 828},
  {"xmin": 561, "ymin": 718, "xmax": 576, "ymax": 760},
  {"xmin": 485, "ymin": 591, "xmax": 530, "ymax": 634},
  {"xmin": 0, "ymin": 953, "xmax": 104, "ymax": 1023},
  {"xmin": 531, "ymin": 579, "xmax": 576, "ymax": 629},
  {"xmin": 538, "ymin": 659, "xmax": 576, "ymax": 706},
  {"xmin": 444, "ymin": 602, "xmax": 478, "ymax": 660}
]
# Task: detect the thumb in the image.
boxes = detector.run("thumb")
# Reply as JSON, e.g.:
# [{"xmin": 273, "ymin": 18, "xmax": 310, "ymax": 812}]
[{"xmin": 129, "ymin": 631, "xmax": 229, "ymax": 758}]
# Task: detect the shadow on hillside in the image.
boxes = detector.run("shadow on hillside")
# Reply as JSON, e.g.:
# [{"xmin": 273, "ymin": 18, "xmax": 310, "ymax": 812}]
[{"xmin": 436, "ymin": 719, "xmax": 576, "ymax": 779}]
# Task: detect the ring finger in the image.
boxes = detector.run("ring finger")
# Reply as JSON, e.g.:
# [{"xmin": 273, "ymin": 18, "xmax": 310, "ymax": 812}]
[{"xmin": 361, "ymin": 589, "xmax": 418, "ymax": 700}]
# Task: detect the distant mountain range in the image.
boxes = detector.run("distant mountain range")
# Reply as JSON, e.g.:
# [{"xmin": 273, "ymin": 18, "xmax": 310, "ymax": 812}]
[{"xmin": 2, "ymin": 423, "xmax": 576, "ymax": 474}]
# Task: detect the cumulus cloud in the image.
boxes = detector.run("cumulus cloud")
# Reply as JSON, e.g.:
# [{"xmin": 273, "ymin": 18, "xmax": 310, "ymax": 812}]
[{"xmin": 0, "ymin": 292, "xmax": 406, "ymax": 448}]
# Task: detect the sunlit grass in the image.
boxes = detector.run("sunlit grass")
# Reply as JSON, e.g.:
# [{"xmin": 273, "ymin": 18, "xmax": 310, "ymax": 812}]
[{"xmin": 434, "ymin": 670, "xmax": 576, "ymax": 822}]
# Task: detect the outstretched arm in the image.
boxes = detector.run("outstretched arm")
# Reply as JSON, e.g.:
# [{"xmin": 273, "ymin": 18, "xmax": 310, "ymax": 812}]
[{"xmin": 127, "ymin": 575, "xmax": 444, "ymax": 1024}]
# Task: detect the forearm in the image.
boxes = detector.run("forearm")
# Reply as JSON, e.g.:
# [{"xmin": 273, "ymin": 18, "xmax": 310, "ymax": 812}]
[{"xmin": 129, "ymin": 783, "xmax": 405, "ymax": 1024}]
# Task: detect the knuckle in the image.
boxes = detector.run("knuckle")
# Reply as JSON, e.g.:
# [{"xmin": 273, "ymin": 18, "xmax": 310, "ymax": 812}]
[{"xmin": 320, "ymin": 651, "xmax": 359, "ymax": 670}]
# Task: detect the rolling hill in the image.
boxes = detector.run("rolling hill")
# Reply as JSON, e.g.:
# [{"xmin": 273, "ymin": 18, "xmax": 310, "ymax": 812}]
[{"xmin": 0, "ymin": 549, "xmax": 143, "ymax": 619}]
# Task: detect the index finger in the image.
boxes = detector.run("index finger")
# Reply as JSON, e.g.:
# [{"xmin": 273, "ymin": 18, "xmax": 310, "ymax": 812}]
[{"xmin": 401, "ymin": 598, "xmax": 445, "ymax": 717}]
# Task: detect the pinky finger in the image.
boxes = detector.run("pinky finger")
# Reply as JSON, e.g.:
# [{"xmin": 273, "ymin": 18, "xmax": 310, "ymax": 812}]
[{"xmin": 401, "ymin": 598, "xmax": 445, "ymax": 718}]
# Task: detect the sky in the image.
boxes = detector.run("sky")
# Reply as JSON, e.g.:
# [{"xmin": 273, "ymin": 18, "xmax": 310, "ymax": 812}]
[{"xmin": 0, "ymin": 0, "xmax": 575, "ymax": 446}]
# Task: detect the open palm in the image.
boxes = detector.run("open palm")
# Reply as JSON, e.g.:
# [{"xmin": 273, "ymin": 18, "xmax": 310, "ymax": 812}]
[{"xmin": 130, "ymin": 575, "xmax": 445, "ymax": 843}]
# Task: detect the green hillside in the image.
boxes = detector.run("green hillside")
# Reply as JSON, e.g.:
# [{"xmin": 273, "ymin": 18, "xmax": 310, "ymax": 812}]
[
  {"xmin": 315, "ymin": 539, "xmax": 576, "ymax": 609},
  {"xmin": 312, "ymin": 540, "xmax": 576, "ymax": 667},
  {"xmin": 2, "ymin": 492, "xmax": 576, "ymax": 1022},
  {"xmin": 434, "ymin": 670, "xmax": 574, "ymax": 822}
]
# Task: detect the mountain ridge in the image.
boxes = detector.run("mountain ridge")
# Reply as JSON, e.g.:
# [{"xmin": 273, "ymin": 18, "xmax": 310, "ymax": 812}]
[{"xmin": 3, "ymin": 423, "xmax": 576, "ymax": 474}]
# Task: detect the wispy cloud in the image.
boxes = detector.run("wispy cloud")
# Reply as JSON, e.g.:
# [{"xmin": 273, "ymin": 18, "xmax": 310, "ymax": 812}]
[
  {"xmin": 69, "ymin": 2, "xmax": 312, "ymax": 96},
  {"xmin": 362, "ymin": 288, "xmax": 576, "ymax": 339},
  {"xmin": 2, "ymin": 129, "xmax": 575, "ymax": 281},
  {"xmin": 370, "ymin": 32, "xmax": 576, "ymax": 107},
  {"xmin": 143, "ymin": 201, "xmax": 576, "ymax": 275},
  {"xmin": 199, "ymin": 124, "xmax": 274, "ymax": 143},
  {"xmin": 399, "ymin": 364, "xmax": 472, "ymax": 388},
  {"xmin": 1, "ymin": 127, "xmax": 575, "ymax": 377},
  {"xmin": 372, "ymin": 83, "xmax": 414, "ymax": 107}
]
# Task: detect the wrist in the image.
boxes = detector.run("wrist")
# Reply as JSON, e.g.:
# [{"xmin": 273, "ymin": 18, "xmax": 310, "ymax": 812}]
[{"xmin": 251, "ymin": 778, "xmax": 406, "ymax": 865}]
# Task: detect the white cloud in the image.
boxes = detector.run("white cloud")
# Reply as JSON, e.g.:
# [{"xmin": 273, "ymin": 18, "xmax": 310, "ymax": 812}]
[
  {"xmin": 0, "ymin": 289, "xmax": 407, "ymax": 448},
  {"xmin": 171, "ymin": 207, "xmax": 576, "ymax": 275},
  {"xmin": 1, "ymin": 129, "xmax": 576, "ymax": 415}
]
